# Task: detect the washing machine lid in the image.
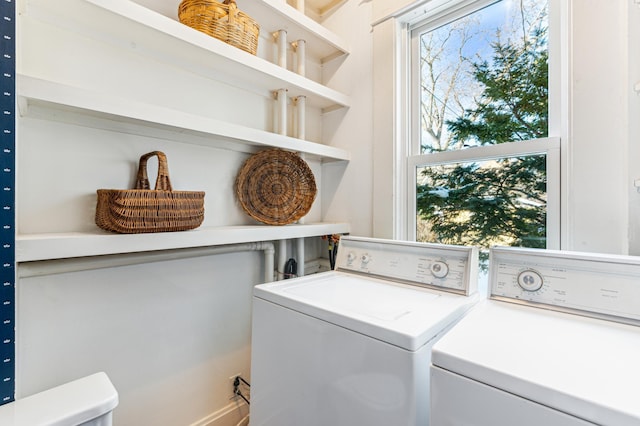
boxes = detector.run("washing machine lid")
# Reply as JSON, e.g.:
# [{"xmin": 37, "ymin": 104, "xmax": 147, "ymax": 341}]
[
  {"xmin": 253, "ymin": 271, "xmax": 478, "ymax": 351},
  {"xmin": 431, "ymin": 300, "xmax": 640, "ymax": 426}
]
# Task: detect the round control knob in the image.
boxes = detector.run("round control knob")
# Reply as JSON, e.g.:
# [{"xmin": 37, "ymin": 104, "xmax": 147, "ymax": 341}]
[
  {"xmin": 517, "ymin": 269, "xmax": 544, "ymax": 292},
  {"xmin": 346, "ymin": 252, "xmax": 356, "ymax": 264},
  {"xmin": 361, "ymin": 253, "xmax": 371, "ymax": 265},
  {"xmin": 430, "ymin": 261, "xmax": 449, "ymax": 278}
]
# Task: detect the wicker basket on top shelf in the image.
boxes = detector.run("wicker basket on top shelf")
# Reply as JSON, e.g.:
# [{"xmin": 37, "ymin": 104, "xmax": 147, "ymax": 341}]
[{"xmin": 178, "ymin": 0, "xmax": 260, "ymax": 55}]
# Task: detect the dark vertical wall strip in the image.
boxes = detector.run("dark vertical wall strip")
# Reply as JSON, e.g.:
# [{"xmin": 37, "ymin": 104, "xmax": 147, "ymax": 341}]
[{"xmin": 0, "ymin": 0, "xmax": 14, "ymax": 405}]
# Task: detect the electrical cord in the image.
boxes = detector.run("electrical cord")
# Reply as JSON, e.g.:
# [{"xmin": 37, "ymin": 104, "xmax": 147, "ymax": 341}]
[
  {"xmin": 332, "ymin": 240, "xmax": 338, "ymax": 269},
  {"xmin": 323, "ymin": 234, "xmax": 340, "ymax": 269},
  {"xmin": 284, "ymin": 258, "xmax": 297, "ymax": 279},
  {"xmin": 234, "ymin": 388, "xmax": 250, "ymax": 406},
  {"xmin": 233, "ymin": 376, "xmax": 251, "ymax": 406},
  {"xmin": 235, "ymin": 376, "xmax": 251, "ymax": 387}
]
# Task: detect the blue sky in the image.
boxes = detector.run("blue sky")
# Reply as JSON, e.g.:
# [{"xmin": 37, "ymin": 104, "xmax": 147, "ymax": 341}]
[{"xmin": 419, "ymin": 0, "xmax": 548, "ymax": 151}]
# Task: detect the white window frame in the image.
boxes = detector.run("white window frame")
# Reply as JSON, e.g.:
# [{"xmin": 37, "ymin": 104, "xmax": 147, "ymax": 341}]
[
  {"xmin": 398, "ymin": 0, "xmax": 564, "ymax": 250},
  {"xmin": 407, "ymin": 138, "xmax": 560, "ymax": 246}
]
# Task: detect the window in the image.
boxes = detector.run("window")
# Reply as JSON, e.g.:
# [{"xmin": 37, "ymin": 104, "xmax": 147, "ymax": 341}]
[{"xmin": 407, "ymin": 0, "xmax": 559, "ymax": 258}]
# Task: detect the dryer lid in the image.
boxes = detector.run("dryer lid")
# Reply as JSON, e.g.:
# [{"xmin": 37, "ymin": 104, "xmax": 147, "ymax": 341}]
[
  {"xmin": 431, "ymin": 301, "xmax": 640, "ymax": 426},
  {"xmin": 254, "ymin": 272, "xmax": 478, "ymax": 351}
]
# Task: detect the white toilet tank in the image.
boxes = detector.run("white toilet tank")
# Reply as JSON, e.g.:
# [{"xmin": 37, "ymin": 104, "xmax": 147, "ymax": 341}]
[{"xmin": 0, "ymin": 372, "xmax": 118, "ymax": 426}]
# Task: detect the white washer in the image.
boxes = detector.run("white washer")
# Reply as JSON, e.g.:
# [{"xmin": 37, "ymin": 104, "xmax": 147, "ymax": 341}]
[
  {"xmin": 430, "ymin": 246, "xmax": 640, "ymax": 426},
  {"xmin": 250, "ymin": 236, "xmax": 479, "ymax": 426}
]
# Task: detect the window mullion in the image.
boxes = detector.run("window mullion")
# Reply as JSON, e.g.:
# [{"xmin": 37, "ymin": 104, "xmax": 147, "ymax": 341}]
[{"xmin": 410, "ymin": 137, "xmax": 560, "ymax": 167}]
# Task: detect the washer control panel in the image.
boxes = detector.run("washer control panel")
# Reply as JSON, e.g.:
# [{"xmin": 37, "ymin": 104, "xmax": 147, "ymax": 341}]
[
  {"xmin": 335, "ymin": 236, "xmax": 478, "ymax": 295},
  {"xmin": 490, "ymin": 246, "xmax": 640, "ymax": 325}
]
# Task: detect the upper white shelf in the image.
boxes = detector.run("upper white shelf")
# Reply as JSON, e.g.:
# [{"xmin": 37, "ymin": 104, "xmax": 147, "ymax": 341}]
[
  {"xmin": 130, "ymin": 0, "xmax": 351, "ymax": 62},
  {"xmin": 300, "ymin": 0, "xmax": 349, "ymax": 21},
  {"xmin": 240, "ymin": 0, "xmax": 349, "ymax": 62},
  {"xmin": 17, "ymin": 75, "xmax": 351, "ymax": 162},
  {"xmin": 16, "ymin": 222, "xmax": 352, "ymax": 262},
  {"xmin": 25, "ymin": 0, "xmax": 351, "ymax": 112}
]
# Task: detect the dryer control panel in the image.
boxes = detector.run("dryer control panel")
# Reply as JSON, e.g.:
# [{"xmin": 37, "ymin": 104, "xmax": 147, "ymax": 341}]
[
  {"xmin": 490, "ymin": 246, "xmax": 640, "ymax": 325},
  {"xmin": 335, "ymin": 236, "xmax": 478, "ymax": 295}
]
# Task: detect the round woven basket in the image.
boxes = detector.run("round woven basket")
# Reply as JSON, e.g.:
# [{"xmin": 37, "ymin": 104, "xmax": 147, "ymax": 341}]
[{"xmin": 235, "ymin": 149, "xmax": 317, "ymax": 225}]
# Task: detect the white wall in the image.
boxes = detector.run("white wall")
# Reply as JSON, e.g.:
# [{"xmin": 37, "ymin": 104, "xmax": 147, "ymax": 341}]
[
  {"xmin": 371, "ymin": 18, "xmax": 398, "ymax": 239},
  {"xmin": 372, "ymin": 0, "xmax": 418, "ymax": 23},
  {"xmin": 15, "ymin": 1, "xmax": 373, "ymax": 425},
  {"xmin": 567, "ymin": 0, "xmax": 630, "ymax": 254},
  {"xmin": 320, "ymin": 0, "xmax": 374, "ymax": 237},
  {"xmin": 17, "ymin": 253, "xmax": 259, "ymax": 426},
  {"xmin": 628, "ymin": 1, "xmax": 640, "ymax": 255}
]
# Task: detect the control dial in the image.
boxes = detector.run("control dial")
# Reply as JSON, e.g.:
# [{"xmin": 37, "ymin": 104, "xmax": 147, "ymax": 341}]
[
  {"xmin": 517, "ymin": 269, "xmax": 544, "ymax": 292},
  {"xmin": 361, "ymin": 253, "xmax": 372, "ymax": 265},
  {"xmin": 430, "ymin": 261, "xmax": 449, "ymax": 278},
  {"xmin": 346, "ymin": 252, "xmax": 356, "ymax": 265}
]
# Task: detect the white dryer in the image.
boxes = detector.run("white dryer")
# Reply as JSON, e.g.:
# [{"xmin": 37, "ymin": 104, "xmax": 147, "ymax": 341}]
[
  {"xmin": 430, "ymin": 246, "xmax": 640, "ymax": 426},
  {"xmin": 250, "ymin": 236, "xmax": 479, "ymax": 426}
]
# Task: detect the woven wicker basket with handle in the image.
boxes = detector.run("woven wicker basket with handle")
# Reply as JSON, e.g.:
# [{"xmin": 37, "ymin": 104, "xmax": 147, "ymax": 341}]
[
  {"xmin": 95, "ymin": 151, "xmax": 205, "ymax": 234},
  {"xmin": 178, "ymin": 0, "xmax": 260, "ymax": 55}
]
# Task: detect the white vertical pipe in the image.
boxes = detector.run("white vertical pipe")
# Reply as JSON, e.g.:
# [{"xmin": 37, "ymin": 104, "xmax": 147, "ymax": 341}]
[
  {"xmin": 294, "ymin": 39, "xmax": 306, "ymax": 77},
  {"xmin": 261, "ymin": 242, "xmax": 276, "ymax": 283},
  {"xmin": 272, "ymin": 92, "xmax": 278, "ymax": 134},
  {"xmin": 275, "ymin": 30, "xmax": 287, "ymax": 68},
  {"xmin": 297, "ymin": 150, "xmax": 307, "ymax": 291},
  {"xmin": 296, "ymin": 96, "xmax": 306, "ymax": 140},
  {"xmin": 296, "ymin": 149, "xmax": 307, "ymax": 276},
  {"xmin": 296, "ymin": 238, "xmax": 305, "ymax": 277},
  {"xmin": 297, "ymin": 152, "xmax": 306, "ymax": 223},
  {"xmin": 296, "ymin": 0, "xmax": 305, "ymax": 13},
  {"xmin": 276, "ymin": 89, "xmax": 287, "ymax": 136},
  {"xmin": 277, "ymin": 239, "xmax": 287, "ymax": 280}
]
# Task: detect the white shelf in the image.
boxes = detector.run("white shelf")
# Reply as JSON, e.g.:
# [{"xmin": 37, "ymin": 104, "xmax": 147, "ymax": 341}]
[
  {"xmin": 17, "ymin": 1, "xmax": 353, "ymax": 265},
  {"xmin": 302, "ymin": 0, "xmax": 349, "ymax": 20},
  {"xmin": 17, "ymin": 75, "xmax": 351, "ymax": 162},
  {"xmin": 25, "ymin": 0, "xmax": 350, "ymax": 112},
  {"xmin": 239, "ymin": 0, "xmax": 349, "ymax": 62},
  {"xmin": 130, "ymin": 0, "xmax": 350, "ymax": 62},
  {"xmin": 16, "ymin": 222, "xmax": 351, "ymax": 262}
]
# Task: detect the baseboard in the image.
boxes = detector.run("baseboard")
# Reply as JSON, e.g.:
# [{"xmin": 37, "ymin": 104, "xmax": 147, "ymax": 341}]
[{"xmin": 189, "ymin": 400, "xmax": 249, "ymax": 426}]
